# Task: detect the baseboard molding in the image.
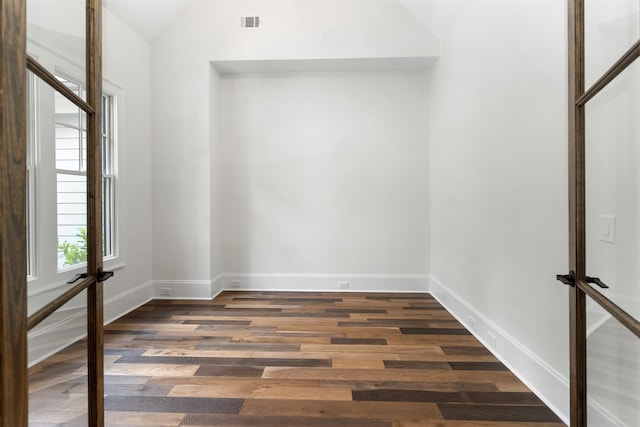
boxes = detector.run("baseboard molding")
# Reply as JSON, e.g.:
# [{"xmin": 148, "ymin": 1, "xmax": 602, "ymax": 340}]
[
  {"xmin": 587, "ymin": 397, "xmax": 631, "ymax": 427},
  {"xmin": 28, "ymin": 280, "xmax": 154, "ymax": 367},
  {"xmin": 211, "ymin": 273, "xmax": 224, "ymax": 298},
  {"xmin": 429, "ymin": 275, "xmax": 570, "ymax": 425},
  {"xmin": 220, "ymin": 273, "xmax": 429, "ymax": 293},
  {"xmin": 153, "ymin": 279, "xmax": 215, "ymax": 300},
  {"xmin": 104, "ymin": 280, "xmax": 154, "ymax": 325},
  {"xmin": 149, "ymin": 274, "xmax": 429, "ymax": 300}
]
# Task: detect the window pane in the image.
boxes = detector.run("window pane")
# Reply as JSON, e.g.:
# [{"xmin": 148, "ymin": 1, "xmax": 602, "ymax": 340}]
[
  {"xmin": 29, "ymin": 292, "xmax": 88, "ymax": 424},
  {"xmin": 587, "ymin": 301, "xmax": 639, "ymax": 426},
  {"xmin": 101, "ymin": 94, "xmax": 114, "ymax": 258},
  {"xmin": 585, "ymin": 59, "xmax": 640, "ymax": 317},
  {"xmin": 55, "ymin": 125, "xmax": 81, "ymax": 170},
  {"xmin": 26, "ymin": 71, "xmax": 35, "ymax": 277},
  {"xmin": 81, "ymin": 130, "xmax": 87, "ymax": 171},
  {"xmin": 54, "ymin": 87, "xmax": 81, "ymax": 127},
  {"xmin": 102, "ymin": 94, "xmax": 112, "ymax": 175},
  {"xmin": 103, "ymin": 177, "xmax": 113, "ymax": 257},
  {"xmin": 52, "ymin": 74, "xmax": 115, "ymax": 269},
  {"xmin": 585, "ymin": 0, "xmax": 640, "ymax": 87},
  {"xmin": 55, "ymin": 90, "xmax": 86, "ymax": 173},
  {"xmin": 27, "ymin": 0, "xmax": 86, "ymax": 100},
  {"xmin": 57, "ymin": 173, "xmax": 87, "ymax": 269}
]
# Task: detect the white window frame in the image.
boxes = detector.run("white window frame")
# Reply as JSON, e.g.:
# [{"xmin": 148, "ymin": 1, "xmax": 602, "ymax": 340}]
[
  {"xmin": 53, "ymin": 70, "xmax": 88, "ymax": 271},
  {"xmin": 26, "ymin": 46, "xmax": 125, "ymax": 300},
  {"xmin": 101, "ymin": 91, "xmax": 116, "ymax": 262},
  {"xmin": 26, "ymin": 70, "xmax": 37, "ymax": 279}
]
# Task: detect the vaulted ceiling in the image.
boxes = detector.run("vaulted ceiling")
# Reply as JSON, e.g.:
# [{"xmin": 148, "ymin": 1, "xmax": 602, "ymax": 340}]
[
  {"xmin": 104, "ymin": 0, "xmax": 193, "ymax": 41},
  {"xmin": 103, "ymin": 0, "xmax": 461, "ymax": 43}
]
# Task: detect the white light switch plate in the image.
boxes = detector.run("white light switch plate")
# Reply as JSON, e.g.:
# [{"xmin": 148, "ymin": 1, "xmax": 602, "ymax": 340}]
[{"xmin": 599, "ymin": 215, "xmax": 616, "ymax": 243}]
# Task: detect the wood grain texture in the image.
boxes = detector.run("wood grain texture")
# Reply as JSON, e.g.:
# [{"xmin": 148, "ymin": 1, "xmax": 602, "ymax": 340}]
[
  {"xmin": 0, "ymin": 0, "xmax": 28, "ymax": 426},
  {"xmin": 86, "ymin": 0, "xmax": 105, "ymax": 426},
  {"xmin": 28, "ymin": 291, "xmax": 565, "ymax": 426},
  {"xmin": 568, "ymin": 1, "xmax": 587, "ymax": 426}
]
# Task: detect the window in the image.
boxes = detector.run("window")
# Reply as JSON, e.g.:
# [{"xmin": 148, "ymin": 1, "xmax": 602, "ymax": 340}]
[
  {"xmin": 54, "ymin": 73, "xmax": 115, "ymax": 269},
  {"xmin": 26, "ymin": 71, "xmax": 36, "ymax": 278},
  {"xmin": 101, "ymin": 94, "xmax": 115, "ymax": 259},
  {"xmin": 26, "ymin": 63, "xmax": 119, "ymax": 280}
]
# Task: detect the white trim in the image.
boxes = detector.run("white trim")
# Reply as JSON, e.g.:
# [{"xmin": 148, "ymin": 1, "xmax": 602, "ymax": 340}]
[
  {"xmin": 220, "ymin": 273, "xmax": 429, "ymax": 293},
  {"xmin": 148, "ymin": 274, "xmax": 429, "ymax": 299},
  {"xmin": 152, "ymin": 280, "xmax": 214, "ymax": 300},
  {"xmin": 28, "ymin": 306, "xmax": 86, "ymax": 339},
  {"xmin": 587, "ymin": 395, "xmax": 630, "ymax": 427},
  {"xmin": 211, "ymin": 273, "xmax": 224, "ymax": 298},
  {"xmin": 429, "ymin": 275, "xmax": 570, "ymax": 425},
  {"xmin": 28, "ymin": 315, "xmax": 86, "ymax": 367},
  {"xmin": 104, "ymin": 280, "xmax": 154, "ymax": 325},
  {"xmin": 586, "ymin": 306, "xmax": 612, "ymax": 337},
  {"xmin": 28, "ymin": 280, "xmax": 154, "ymax": 367}
]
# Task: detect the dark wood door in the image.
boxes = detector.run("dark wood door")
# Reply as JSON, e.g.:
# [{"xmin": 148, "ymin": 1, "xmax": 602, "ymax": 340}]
[
  {"xmin": 0, "ymin": 0, "xmax": 106, "ymax": 426},
  {"xmin": 566, "ymin": 1, "xmax": 640, "ymax": 426}
]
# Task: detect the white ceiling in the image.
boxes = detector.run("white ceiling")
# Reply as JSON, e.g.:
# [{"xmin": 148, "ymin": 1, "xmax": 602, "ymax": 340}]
[
  {"xmin": 103, "ymin": 0, "xmax": 460, "ymax": 43},
  {"xmin": 104, "ymin": 0, "xmax": 193, "ymax": 42}
]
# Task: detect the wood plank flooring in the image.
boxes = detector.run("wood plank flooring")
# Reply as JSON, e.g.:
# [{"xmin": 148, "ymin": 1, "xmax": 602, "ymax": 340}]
[{"xmin": 28, "ymin": 291, "xmax": 566, "ymax": 426}]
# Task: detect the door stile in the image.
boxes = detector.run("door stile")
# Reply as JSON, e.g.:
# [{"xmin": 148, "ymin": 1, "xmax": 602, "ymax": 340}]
[
  {"xmin": 0, "ymin": 0, "xmax": 28, "ymax": 426},
  {"xmin": 568, "ymin": 0, "xmax": 587, "ymax": 425},
  {"xmin": 86, "ymin": 0, "xmax": 104, "ymax": 426}
]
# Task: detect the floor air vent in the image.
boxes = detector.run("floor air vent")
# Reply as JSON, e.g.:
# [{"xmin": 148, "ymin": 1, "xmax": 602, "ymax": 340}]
[{"xmin": 240, "ymin": 16, "xmax": 261, "ymax": 29}]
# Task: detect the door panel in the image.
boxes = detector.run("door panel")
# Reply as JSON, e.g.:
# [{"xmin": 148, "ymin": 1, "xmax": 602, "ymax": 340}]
[
  {"xmin": 587, "ymin": 301, "xmax": 640, "ymax": 426},
  {"xmin": 27, "ymin": 73, "xmax": 91, "ymax": 320},
  {"xmin": 21, "ymin": 0, "xmax": 105, "ymax": 426},
  {"xmin": 585, "ymin": 58, "xmax": 640, "ymax": 318},
  {"xmin": 569, "ymin": 0, "xmax": 640, "ymax": 426},
  {"xmin": 584, "ymin": 0, "xmax": 639, "ymax": 88},
  {"xmin": 28, "ymin": 295, "xmax": 89, "ymax": 425},
  {"xmin": 27, "ymin": 0, "xmax": 86, "ymax": 97}
]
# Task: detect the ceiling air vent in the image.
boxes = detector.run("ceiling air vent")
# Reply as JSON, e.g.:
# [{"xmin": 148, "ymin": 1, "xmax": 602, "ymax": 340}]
[{"xmin": 240, "ymin": 16, "xmax": 261, "ymax": 29}]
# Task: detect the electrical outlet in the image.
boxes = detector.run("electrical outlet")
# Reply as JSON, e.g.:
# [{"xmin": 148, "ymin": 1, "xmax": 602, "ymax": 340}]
[
  {"xmin": 338, "ymin": 281, "xmax": 349, "ymax": 289},
  {"xmin": 487, "ymin": 332, "xmax": 497, "ymax": 350},
  {"xmin": 231, "ymin": 280, "xmax": 241, "ymax": 288},
  {"xmin": 160, "ymin": 287, "xmax": 171, "ymax": 296}
]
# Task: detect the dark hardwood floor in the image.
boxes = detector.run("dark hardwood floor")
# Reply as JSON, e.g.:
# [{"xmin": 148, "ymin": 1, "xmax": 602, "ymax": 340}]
[{"xmin": 28, "ymin": 291, "xmax": 566, "ymax": 426}]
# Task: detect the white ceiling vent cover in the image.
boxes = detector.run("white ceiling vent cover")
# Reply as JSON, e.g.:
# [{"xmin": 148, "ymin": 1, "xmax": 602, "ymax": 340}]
[{"xmin": 240, "ymin": 16, "xmax": 261, "ymax": 29}]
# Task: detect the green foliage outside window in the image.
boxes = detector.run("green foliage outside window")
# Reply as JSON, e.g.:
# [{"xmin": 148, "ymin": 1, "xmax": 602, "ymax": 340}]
[{"xmin": 58, "ymin": 227, "xmax": 87, "ymax": 266}]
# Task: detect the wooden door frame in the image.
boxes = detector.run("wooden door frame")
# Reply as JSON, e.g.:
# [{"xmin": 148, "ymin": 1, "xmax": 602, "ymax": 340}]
[
  {"xmin": 86, "ymin": 1, "xmax": 105, "ymax": 424},
  {"xmin": 567, "ymin": 0, "xmax": 587, "ymax": 425},
  {"xmin": 0, "ymin": 0, "xmax": 28, "ymax": 425},
  {"xmin": 0, "ymin": 1, "xmax": 104, "ymax": 426},
  {"xmin": 568, "ymin": 1, "xmax": 640, "ymax": 426}
]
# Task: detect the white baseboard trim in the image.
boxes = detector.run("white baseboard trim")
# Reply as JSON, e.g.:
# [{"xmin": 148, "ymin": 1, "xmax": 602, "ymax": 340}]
[
  {"xmin": 149, "ymin": 274, "xmax": 429, "ymax": 300},
  {"xmin": 429, "ymin": 275, "xmax": 570, "ymax": 425},
  {"xmin": 588, "ymin": 398, "xmax": 629, "ymax": 427},
  {"xmin": 153, "ymin": 280, "xmax": 214, "ymax": 300},
  {"xmin": 104, "ymin": 280, "xmax": 154, "ymax": 325},
  {"xmin": 211, "ymin": 273, "xmax": 224, "ymax": 298},
  {"xmin": 28, "ymin": 280, "xmax": 154, "ymax": 367},
  {"xmin": 221, "ymin": 273, "xmax": 429, "ymax": 293}
]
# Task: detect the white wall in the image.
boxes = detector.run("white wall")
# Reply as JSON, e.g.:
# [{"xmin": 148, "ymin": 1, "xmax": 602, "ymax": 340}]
[
  {"xmin": 102, "ymin": 8, "xmax": 154, "ymax": 322},
  {"xmin": 26, "ymin": 6, "xmax": 153, "ymax": 364},
  {"xmin": 219, "ymin": 71, "xmax": 429, "ymax": 289},
  {"xmin": 414, "ymin": 1, "xmax": 571, "ymax": 421},
  {"xmin": 151, "ymin": 0, "xmax": 437, "ymax": 295}
]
